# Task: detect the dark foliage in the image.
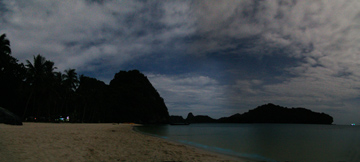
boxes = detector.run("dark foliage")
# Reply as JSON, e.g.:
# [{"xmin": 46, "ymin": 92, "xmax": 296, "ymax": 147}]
[
  {"xmin": 75, "ymin": 75, "xmax": 108, "ymax": 123},
  {"xmin": 0, "ymin": 34, "xmax": 27, "ymax": 117},
  {"xmin": 0, "ymin": 33, "xmax": 169, "ymax": 124},
  {"xmin": 0, "ymin": 33, "xmax": 334, "ymax": 125}
]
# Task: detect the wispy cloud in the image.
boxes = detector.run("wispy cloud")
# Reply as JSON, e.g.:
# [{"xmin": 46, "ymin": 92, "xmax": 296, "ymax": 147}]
[
  {"xmin": 1, "ymin": 0, "xmax": 360, "ymax": 123},
  {"xmin": 0, "ymin": 0, "xmax": 194, "ymax": 73},
  {"xmin": 147, "ymin": 73, "xmax": 228, "ymax": 117}
]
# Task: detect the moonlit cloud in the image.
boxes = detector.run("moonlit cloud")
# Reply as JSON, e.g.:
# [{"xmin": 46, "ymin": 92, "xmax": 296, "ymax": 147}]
[
  {"xmin": 187, "ymin": 0, "xmax": 360, "ymax": 123},
  {"xmin": 0, "ymin": 0, "xmax": 194, "ymax": 72},
  {"xmin": 1, "ymin": 0, "xmax": 360, "ymax": 124},
  {"xmin": 147, "ymin": 74, "xmax": 228, "ymax": 117}
]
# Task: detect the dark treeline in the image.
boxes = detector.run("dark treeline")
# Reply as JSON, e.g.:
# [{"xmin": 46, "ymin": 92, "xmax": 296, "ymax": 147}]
[
  {"xmin": 0, "ymin": 33, "xmax": 334, "ymax": 125},
  {"xmin": 0, "ymin": 34, "xmax": 169, "ymax": 124}
]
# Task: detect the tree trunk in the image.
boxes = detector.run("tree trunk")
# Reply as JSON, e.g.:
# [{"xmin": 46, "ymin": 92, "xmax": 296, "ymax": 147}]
[
  {"xmin": 23, "ymin": 90, "xmax": 34, "ymax": 119},
  {"xmin": 82, "ymin": 101, "xmax": 87, "ymax": 123}
]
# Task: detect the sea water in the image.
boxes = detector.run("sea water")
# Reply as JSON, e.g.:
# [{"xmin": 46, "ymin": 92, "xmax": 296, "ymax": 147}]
[{"xmin": 135, "ymin": 124, "xmax": 360, "ymax": 162}]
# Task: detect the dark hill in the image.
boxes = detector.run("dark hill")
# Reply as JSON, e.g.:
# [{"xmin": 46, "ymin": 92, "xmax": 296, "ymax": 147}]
[
  {"xmin": 219, "ymin": 103, "xmax": 333, "ymax": 124},
  {"xmin": 169, "ymin": 115, "xmax": 186, "ymax": 124},
  {"xmin": 218, "ymin": 113, "xmax": 242, "ymax": 123},
  {"xmin": 186, "ymin": 112, "xmax": 217, "ymax": 123},
  {"xmin": 108, "ymin": 70, "xmax": 169, "ymax": 124}
]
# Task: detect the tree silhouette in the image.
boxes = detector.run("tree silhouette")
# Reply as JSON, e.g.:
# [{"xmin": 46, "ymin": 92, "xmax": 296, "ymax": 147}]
[
  {"xmin": 50, "ymin": 71, "xmax": 65, "ymax": 117},
  {"xmin": 76, "ymin": 75, "xmax": 107, "ymax": 122},
  {"xmin": 0, "ymin": 33, "xmax": 15, "ymax": 73},
  {"xmin": 1, "ymin": 33, "xmax": 170, "ymax": 123},
  {"xmin": 0, "ymin": 34, "xmax": 11, "ymax": 55},
  {"xmin": 0, "ymin": 34, "xmax": 26, "ymax": 116},
  {"xmin": 61, "ymin": 68, "xmax": 79, "ymax": 116},
  {"xmin": 25, "ymin": 54, "xmax": 56, "ymax": 86},
  {"xmin": 63, "ymin": 69, "xmax": 79, "ymax": 92},
  {"xmin": 24, "ymin": 54, "xmax": 56, "ymax": 118}
]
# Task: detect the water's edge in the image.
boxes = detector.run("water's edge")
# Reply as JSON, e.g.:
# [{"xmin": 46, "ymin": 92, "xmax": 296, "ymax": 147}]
[
  {"xmin": 134, "ymin": 123, "xmax": 360, "ymax": 162},
  {"xmin": 133, "ymin": 125, "xmax": 276, "ymax": 162}
]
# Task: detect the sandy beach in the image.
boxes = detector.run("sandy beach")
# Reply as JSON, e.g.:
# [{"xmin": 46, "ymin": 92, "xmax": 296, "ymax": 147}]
[{"xmin": 0, "ymin": 123, "xmax": 252, "ymax": 162}]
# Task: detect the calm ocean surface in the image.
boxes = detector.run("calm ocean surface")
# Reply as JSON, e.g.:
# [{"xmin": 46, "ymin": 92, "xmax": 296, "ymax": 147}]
[{"xmin": 135, "ymin": 124, "xmax": 360, "ymax": 162}]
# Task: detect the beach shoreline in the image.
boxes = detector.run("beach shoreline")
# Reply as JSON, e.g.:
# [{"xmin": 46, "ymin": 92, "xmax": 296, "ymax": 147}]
[
  {"xmin": 132, "ymin": 125, "xmax": 258, "ymax": 162},
  {"xmin": 0, "ymin": 123, "xmax": 253, "ymax": 162}
]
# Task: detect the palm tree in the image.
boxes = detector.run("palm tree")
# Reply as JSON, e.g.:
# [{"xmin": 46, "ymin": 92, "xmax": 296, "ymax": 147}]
[
  {"xmin": 61, "ymin": 68, "xmax": 79, "ymax": 116},
  {"xmin": 25, "ymin": 54, "xmax": 56, "ymax": 86},
  {"xmin": 0, "ymin": 34, "xmax": 11, "ymax": 56},
  {"xmin": 63, "ymin": 68, "xmax": 79, "ymax": 92},
  {"xmin": 23, "ymin": 54, "xmax": 56, "ymax": 118},
  {"xmin": 0, "ymin": 33, "xmax": 12, "ymax": 109},
  {"xmin": 0, "ymin": 34, "xmax": 26, "ymax": 116},
  {"xmin": 50, "ymin": 71, "xmax": 64, "ymax": 116},
  {"xmin": 0, "ymin": 34, "xmax": 13, "ymax": 73}
]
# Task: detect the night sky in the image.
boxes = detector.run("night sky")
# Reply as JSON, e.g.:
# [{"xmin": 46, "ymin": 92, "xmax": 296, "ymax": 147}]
[{"xmin": 1, "ymin": 0, "xmax": 360, "ymax": 124}]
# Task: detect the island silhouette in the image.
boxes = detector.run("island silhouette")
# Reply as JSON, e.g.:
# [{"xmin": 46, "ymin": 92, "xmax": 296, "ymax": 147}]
[
  {"xmin": 1, "ymin": 33, "xmax": 333, "ymax": 125},
  {"xmin": 170, "ymin": 103, "xmax": 333, "ymax": 125}
]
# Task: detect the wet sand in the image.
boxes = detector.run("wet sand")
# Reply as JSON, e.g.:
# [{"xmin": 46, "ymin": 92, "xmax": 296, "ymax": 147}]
[{"xmin": 0, "ymin": 123, "xmax": 252, "ymax": 162}]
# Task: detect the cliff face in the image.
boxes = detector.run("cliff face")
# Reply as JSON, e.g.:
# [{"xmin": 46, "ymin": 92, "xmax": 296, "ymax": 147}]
[
  {"xmin": 109, "ymin": 70, "xmax": 169, "ymax": 124},
  {"xmin": 219, "ymin": 103, "xmax": 333, "ymax": 124}
]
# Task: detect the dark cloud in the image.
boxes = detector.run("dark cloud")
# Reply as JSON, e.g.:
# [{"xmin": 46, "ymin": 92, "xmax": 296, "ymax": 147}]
[{"xmin": 0, "ymin": 0, "xmax": 360, "ymax": 124}]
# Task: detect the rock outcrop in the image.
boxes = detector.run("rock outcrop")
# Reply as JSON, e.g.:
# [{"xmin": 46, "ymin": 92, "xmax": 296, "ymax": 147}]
[
  {"xmin": 169, "ymin": 115, "xmax": 186, "ymax": 124},
  {"xmin": 185, "ymin": 112, "xmax": 216, "ymax": 123},
  {"xmin": 0, "ymin": 107, "xmax": 23, "ymax": 125},
  {"xmin": 108, "ymin": 70, "xmax": 169, "ymax": 124}
]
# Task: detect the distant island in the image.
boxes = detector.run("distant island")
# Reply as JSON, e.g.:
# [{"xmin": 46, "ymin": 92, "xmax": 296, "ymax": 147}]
[
  {"xmin": 170, "ymin": 103, "xmax": 333, "ymax": 125},
  {"xmin": 0, "ymin": 34, "xmax": 333, "ymax": 125}
]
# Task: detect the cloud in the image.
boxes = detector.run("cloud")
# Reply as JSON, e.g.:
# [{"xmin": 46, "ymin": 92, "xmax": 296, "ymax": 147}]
[
  {"xmin": 191, "ymin": 0, "xmax": 360, "ymax": 120},
  {"xmin": 1, "ymin": 0, "xmax": 360, "ymax": 123},
  {"xmin": 147, "ymin": 73, "xmax": 229, "ymax": 117},
  {"xmin": 0, "ymin": 0, "xmax": 195, "ymax": 73},
  {"xmin": 4, "ymin": 0, "xmax": 357, "ymax": 75},
  {"xmin": 190, "ymin": 0, "xmax": 360, "ymax": 58}
]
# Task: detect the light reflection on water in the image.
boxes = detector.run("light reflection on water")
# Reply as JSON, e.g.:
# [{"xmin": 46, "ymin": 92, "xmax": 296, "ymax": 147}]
[{"xmin": 135, "ymin": 124, "xmax": 360, "ymax": 162}]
